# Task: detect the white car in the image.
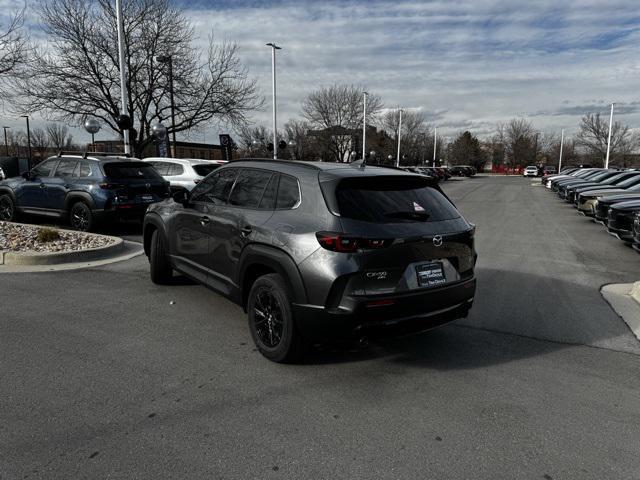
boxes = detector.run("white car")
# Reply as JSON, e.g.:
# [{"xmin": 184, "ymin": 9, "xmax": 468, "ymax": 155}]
[
  {"xmin": 523, "ymin": 166, "xmax": 538, "ymax": 177},
  {"xmin": 0, "ymin": 166, "xmax": 5, "ymax": 181},
  {"xmin": 143, "ymin": 158, "xmax": 227, "ymax": 192}
]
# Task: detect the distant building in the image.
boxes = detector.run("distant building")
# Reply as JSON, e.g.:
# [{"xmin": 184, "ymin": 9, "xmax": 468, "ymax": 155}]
[{"xmin": 92, "ymin": 140, "xmax": 226, "ymax": 160}]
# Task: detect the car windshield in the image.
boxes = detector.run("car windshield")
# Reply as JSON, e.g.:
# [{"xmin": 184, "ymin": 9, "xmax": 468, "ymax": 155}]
[
  {"xmin": 103, "ymin": 162, "xmax": 163, "ymax": 180},
  {"xmin": 335, "ymin": 176, "xmax": 460, "ymax": 223},
  {"xmin": 616, "ymin": 175, "xmax": 640, "ymax": 188}
]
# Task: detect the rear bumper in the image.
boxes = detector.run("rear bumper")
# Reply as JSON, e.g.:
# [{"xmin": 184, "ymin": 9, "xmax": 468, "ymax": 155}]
[{"xmin": 292, "ymin": 278, "xmax": 476, "ymax": 341}]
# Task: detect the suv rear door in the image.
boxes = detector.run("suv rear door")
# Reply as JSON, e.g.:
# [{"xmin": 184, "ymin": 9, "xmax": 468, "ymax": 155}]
[{"xmin": 47, "ymin": 158, "xmax": 79, "ymax": 210}]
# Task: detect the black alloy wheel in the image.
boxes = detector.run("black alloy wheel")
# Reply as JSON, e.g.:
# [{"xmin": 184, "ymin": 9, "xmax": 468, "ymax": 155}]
[
  {"xmin": 247, "ymin": 273, "xmax": 305, "ymax": 363},
  {"xmin": 69, "ymin": 202, "xmax": 93, "ymax": 231},
  {"xmin": 0, "ymin": 195, "xmax": 15, "ymax": 221}
]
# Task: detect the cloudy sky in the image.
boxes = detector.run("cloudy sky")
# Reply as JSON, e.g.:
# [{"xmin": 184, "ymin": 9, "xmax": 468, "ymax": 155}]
[{"xmin": 3, "ymin": 0, "xmax": 640, "ymax": 144}]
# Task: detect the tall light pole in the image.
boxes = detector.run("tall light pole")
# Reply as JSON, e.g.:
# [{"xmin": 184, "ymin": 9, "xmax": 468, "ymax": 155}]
[
  {"xmin": 115, "ymin": 0, "xmax": 130, "ymax": 155},
  {"xmin": 156, "ymin": 55, "xmax": 177, "ymax": 158},
  {"xmin": 605, "ymin": 103, "xmax": 614, "ymax": 169},
  {"xmin": 20, "ymin": 115, "xmax": 32, "ymax": 169},
  {"xmin": 396, "ymin": 109, "xmax": 402, "ymax": 167},
  {"xmin": 3, "ymin": 126, "xmax": 10, "ymax": 156},
  {"xmin": 558, "ymin": 129, "xmax": 564, "ymax": 172},
  {"xmin": 266, "ymin": 42, "xmax": 281, "ymax": 160},
  {"xmin": 362, "ymin": 91, "xmax": 368, "ymax": 161},
  {"xmin": 432, "ymin": 127, "xmax": 437, "ymax": 167}
]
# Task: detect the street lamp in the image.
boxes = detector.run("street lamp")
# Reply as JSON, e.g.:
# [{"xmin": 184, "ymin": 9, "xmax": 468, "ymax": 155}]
[
  {"xmin": 605, "ymin": 103, "xmax": 614, "ymax": 169},
  {"xmin": 115, "ymin": 0, "xmax": 130, "ymax": 155},
  {"xmin": 288, "ymin": 140, "xmax": 296, "ymax": 160},
  {"xmin": 396, "ymin": 109, "xmax": 403, "ymax": 167},
  {"xmin": 156, "ymin": 55, "xmax": 177, "ymax": 158},
  {"xmin": 20, "ymin": 115, "xmax": 32, "ymax": 169},
  {"xmin": 362, "ymin": 91, "xmax": 368, "ymax": 161},
  {"xmin": 266, "ymin": 42, "xmax": 281, "ymax": 160},
  {"xmin": 84, "ymin": 118, "xmax": 101, "ymax": 152},
  {"xmin": 558, "ymin": 129, "xmax": 564, "ymax": 173},
  {"xmin": 2, "ymin": 126, "xmax": 9, "ymax": 156},
  {"xmin": 151, "ymin": 122, "xmax": 168, "ymax": 157},
  {"xmin": 432, "ymin": 127, "xmax": 437, "ymax": 167}
]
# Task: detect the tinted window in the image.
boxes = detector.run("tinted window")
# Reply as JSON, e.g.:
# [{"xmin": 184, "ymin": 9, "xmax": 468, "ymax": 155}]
[
  {"xmin": 148, "ymin": 162, "xmax": 169, "ymax": 175},
  {"xmin": 617, "ymin": 175, "xmax": 640, "ymax": 188},
  {"xmin": 259, "ymin": 173, "xmax": 278, "ymax": 210},
  {"xmin": 229, "ymin": 169, "xmax": 272, "ymax": 208},
  {"xmin": 54, "ymin": 159, "xmax": 77, "ymax": 178},
  {"xmin": 103, "ymin": 162, "xmax": 163, "ymax": 180},
  {"xmin": 167, "ymin": 163, "xmax": 184, "ymax": 176},
  {"xmin": 336, "ymin": 176, "xmax": 460, "ymax": 223},
  {"xmin": 190, "ymin": 169, "xmax": 238, "ymax": 204},
  {"xmin": 193, "ymin": 164, "xmax": 220, "ymax": 177},
  {"xmin": 276, "ymin": 175, "xmax": 300, "ymax": 209},
  {"xmin": 32, "ymin": 159, "xmax": 56, "ymax": 177}
]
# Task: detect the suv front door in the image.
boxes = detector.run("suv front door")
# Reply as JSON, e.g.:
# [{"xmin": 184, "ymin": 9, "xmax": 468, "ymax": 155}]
[
  {"xmin": 16, "ymin": 159, "xmax": 59, "ymax": 210},
  {"xmin": 169, "ymin": 168, "xmax": 238, "ymax": 285}
]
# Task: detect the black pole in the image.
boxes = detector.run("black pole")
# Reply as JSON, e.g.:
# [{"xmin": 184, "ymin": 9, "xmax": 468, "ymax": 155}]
[
  {"xmin": 23, "ymin": 116, "xmax": 32, "ymax": 169},
  {"xmin": 168, "ymin": 57, "xmax": 177, "ymax": 159},
  {"xmin": 3, "ymin": 127, "xmax": 8, "ymax": 156},
  {"xmin": 91, "ymin": 133, "xmax": 95, "ymax": 152}
]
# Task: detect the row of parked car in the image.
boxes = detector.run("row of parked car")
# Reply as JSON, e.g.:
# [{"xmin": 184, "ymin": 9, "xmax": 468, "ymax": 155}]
[
  {"xmin": 0, "ymin": 152, "xmax": 228, "ymax": 231},
  {"xmin": 398, "ymin": 165, "xmax": 477, "ymax": 180},
  {"xmin": 541, "ymin": 166, "xmax": 640, "ymax": 252}
]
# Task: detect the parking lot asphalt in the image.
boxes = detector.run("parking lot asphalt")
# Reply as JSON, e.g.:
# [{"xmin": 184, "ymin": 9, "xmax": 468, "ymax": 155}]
[{"xmin": 1, "ymin": 175, "xmax": 639, "ymax": 480}]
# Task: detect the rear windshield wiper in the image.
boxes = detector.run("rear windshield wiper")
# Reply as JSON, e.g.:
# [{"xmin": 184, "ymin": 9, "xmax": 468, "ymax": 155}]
[{"xmin": 384, "ymin": 211, "xmax": 431, "ymax": 221}]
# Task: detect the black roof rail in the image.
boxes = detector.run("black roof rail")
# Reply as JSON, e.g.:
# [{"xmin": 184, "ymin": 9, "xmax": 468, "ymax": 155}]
[
  {"xmin": 85, "ymin": 151, "xmax": 131, "ymax": 158},
  {"xmin": 229, "ymin": 157, "xmax": 323, "ymax": 171},
  {"xmin": 56, "ymin": 150, "xmax": 86, "ymax": 158}
]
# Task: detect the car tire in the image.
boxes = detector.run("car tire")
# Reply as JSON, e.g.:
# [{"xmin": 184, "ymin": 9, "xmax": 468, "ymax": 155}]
[
  {"xmin": 149, "ymin": 229, "xmax": 173, "ymax": 285},
  {"xmin": 69, "ymin": 201, "xmax": 94, "ymax": 231},
  {"xmin": 247, "ymin": 273, "xmax": 306, "ymax": 363},
  {"xmin": 0, "ymin": 194, "xmax": 17, "ymax": 222}
]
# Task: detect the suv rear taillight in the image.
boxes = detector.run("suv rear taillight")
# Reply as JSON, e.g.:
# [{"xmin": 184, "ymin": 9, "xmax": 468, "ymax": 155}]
[{"xmin": 316, "ymin": 232, "xmax": 393, "ymax": 252}]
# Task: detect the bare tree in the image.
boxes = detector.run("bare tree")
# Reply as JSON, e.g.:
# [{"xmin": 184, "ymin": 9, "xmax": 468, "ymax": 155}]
[
  {"xmin": 30, "ymin": 128, "xmax": 51, "ymax": 160},
  {"xmin": 46, "ymin": 123, "xmax": 74, "ymax": 150},
  {"xmin": 576, "ymin": 113, "xmax": 634, "ymax": 166},
  {"xmin": 236, "ymin": 125, "xmax": 272, "ymax": 158},
  {"xmin": 0, "ymin": 6, "xmax": 29, "ymax": 84},
  {"xmin": 503, "ymin": 118, "xmax": 536, "ymax": 169},
  {"xmin": 302, "ymin": 85, "xmax": 382, "ymax": 162},
  {"xmin": 283, "ymin": 119, "xmax": 314, "ymax": 160},
  {"xmin": 379, "ymin": 109, "xmax": 430, "ymax": 165},
  {"xmin": 16, "ymin": 0, "xmax": 262, "ymax": 157}
]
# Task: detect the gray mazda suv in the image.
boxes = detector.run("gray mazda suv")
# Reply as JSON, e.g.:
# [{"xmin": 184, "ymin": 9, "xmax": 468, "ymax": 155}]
[{"xmin": 143, "ymin": 159, "xmax": 477, "ymax": 362}]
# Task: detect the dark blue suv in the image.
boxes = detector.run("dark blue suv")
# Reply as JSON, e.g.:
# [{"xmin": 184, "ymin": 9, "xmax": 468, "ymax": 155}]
[{"xmin": 0, "ymin": 154, "xmax": 170, "ymax": 231}]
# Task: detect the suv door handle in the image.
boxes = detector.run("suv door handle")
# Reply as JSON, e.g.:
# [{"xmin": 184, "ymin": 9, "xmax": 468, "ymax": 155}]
[
  {"xmin": 200, "ymin": 216, "xmax": 210, "ymax": 226},
  {"xmin": 39, "ymin": 183, "xmax": 47, "ymax": 189},
  {"xmin": 241, "ymin": 225, "xmax": 252, "ymax": 237}
]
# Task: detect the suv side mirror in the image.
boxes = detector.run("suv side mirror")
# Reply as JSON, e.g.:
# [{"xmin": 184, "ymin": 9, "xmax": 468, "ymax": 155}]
[{"xmin": 173, "ymin": 189, "xmax": 191, "ymax": 207}]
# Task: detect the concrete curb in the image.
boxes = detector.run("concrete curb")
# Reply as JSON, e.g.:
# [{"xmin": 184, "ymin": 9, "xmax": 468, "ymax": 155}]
[
  {"xmin": 0, "ymin": 226, "xmax": 124, "ymax": 266},
  {"xmin": 601, "ymin": 283, "xmax": 640, "ymax": 342}
]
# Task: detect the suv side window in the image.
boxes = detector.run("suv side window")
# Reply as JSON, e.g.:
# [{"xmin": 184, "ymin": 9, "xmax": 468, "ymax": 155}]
[
  {"xmin": 258, "ymin": 173, "xmax": 278, "ymax": 210},
  {"xmin": 76, "ymin": 161, "xmax": 92, "ymax": 178},
  {"xmin": 31, "ymin": 159, "xmax": 57, "ymax": 178},
  {"xmin": 276, "ymin": 174, "xmax": 300, "ymax": 209},
  {"xmin": 150, "ymin": 162, "xmax": 169, "ymax": 176},
  {"xmin": 53, "ymin": 159, "xmax": 78, "ymax": 178},
  {"xmin": 228, "ymin": 169, "xmax": 273, "ymax": 209},
  {"xmin": 190, "ymin": 168, "xmax": 238, "ymax": 204},
  {"xmin": 167, "ymin": 163, "xmax": 184, "ymax": 176}
]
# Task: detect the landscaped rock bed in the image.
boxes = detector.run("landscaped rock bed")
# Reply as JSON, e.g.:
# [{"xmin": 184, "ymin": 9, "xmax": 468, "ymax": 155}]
[{"xmin": 0, "ymin": 221, "xmax": 116, "ymax": 253}]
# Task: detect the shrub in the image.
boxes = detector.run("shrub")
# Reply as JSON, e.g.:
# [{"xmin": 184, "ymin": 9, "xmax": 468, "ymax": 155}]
[{"xmin": 36, "ymin": 227, "xmax": 61, "ymax": 243}]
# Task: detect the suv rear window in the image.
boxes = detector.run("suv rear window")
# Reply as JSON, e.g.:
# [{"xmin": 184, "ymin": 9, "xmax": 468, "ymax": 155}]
[
  {"xmin": 103, "ymin": 162, "xmax": 163, "ymax": 180},
  {"xmin": 335, "ymin": 177, "xmax": 460, "ymax": 223},
  {"xmin": 193, "ymin": 164, "xmax": 220, "ymax": 177}
]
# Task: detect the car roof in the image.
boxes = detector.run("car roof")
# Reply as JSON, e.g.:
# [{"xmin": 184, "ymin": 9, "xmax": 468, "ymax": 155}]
[
  {"xmin": 226, "ymin": 158, "xmax": 428, "ymax": 178},
  {"xmin": 143, "ymin": 157, "xmax": 226, "ymax": 165},
  {"xmin": 52, "ymin": 154, "xmax": 141, "ymax": 163}
]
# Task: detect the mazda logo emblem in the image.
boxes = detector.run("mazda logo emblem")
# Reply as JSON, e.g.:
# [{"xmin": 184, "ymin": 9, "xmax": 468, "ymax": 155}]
[
  {"xmin": 145, "ymin": 183, "xmax": 151, "ymax": 189},
  {"xmin": 433, "ymin": 235, "xmax": 443, "ymax": 247}
]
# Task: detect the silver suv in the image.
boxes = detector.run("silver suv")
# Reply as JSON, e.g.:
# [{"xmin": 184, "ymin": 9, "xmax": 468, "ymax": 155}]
[
  {"xmin": 143, "ymin": 158, "xmax": 227, "ymax": 193},
  {"xmin": 143, "ymin": 159, "xmax": 477, "ymax": 362}
]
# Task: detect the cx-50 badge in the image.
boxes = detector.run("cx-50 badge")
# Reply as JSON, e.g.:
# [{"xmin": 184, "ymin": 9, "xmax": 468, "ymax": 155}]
[
  {"xmin": 366, "ymin": 271, "xmax": 388, "ymax": 280},
  {"xmin": 432, "ymin": 235, "xmax": 443, "ymax": 247}
]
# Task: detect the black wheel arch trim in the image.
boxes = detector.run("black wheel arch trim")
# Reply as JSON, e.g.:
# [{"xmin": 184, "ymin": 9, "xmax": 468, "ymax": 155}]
[
  {"xmin": 238, "ymin": 244, "xmax": 308, "ymax": 309},
  {"xmin": 64, "ymin": 192, "xmax": 95, "ymax": 211},
  {"xmin": 143, "ymin": 213, "xmax": 169, "ymax": 256},
  {"xmin": 0, "ymin": 187, "xmax": 16, "ymax": 201}
]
